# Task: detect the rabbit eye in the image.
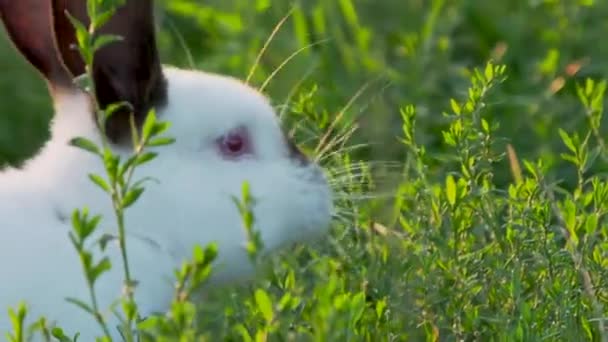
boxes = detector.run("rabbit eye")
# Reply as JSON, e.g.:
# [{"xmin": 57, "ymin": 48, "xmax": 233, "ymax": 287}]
[{"xmin": 217, "ymin": 126, "xmax": 252, "ymax": 159}]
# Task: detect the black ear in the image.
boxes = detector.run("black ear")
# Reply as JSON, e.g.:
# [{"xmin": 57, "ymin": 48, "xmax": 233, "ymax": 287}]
[
  {"xmin": 51, "ymin": 0, "xmax": 168, "ymax": 143},
  {"xmin": 0, "ymin": 0, "xmax": 73, "ymax": 91}
]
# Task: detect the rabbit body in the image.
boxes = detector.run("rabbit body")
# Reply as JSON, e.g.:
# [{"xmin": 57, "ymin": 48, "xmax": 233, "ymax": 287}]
[{"xmin": 0, "ymin": 67, "xmax": 333, "ymax": 340}]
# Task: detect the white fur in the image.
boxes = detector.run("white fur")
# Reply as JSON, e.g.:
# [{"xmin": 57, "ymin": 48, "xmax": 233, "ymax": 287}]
[{"xmin": 0, "ymin": 67, "xmax": 333, "ymax": 340}]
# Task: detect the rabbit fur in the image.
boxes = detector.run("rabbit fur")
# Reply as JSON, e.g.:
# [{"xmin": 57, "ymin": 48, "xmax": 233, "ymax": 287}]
[{"xmin": 0, "ymin": 0, "xmax": 333, "ymax": 340}]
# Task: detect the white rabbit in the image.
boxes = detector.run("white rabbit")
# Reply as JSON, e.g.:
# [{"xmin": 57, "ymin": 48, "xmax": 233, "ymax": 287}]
[{"xmin": 0, "ymin": 0, "xmax": 333, "ymax": 340}]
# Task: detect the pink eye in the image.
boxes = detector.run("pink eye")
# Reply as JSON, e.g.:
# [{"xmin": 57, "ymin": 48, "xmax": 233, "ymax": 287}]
[
  {"xmin": 225, "ymin": 134, "xmax": 243, "ymax": 152},
  {"xmin": 217, "ymin": 127, "xmax": 252, "ymax": 158}
]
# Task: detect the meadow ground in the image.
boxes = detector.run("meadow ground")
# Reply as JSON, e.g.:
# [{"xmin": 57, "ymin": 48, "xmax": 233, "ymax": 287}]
[{"xmin": 2, "ymin": 1, "xmax": 608, "ymax": 340}]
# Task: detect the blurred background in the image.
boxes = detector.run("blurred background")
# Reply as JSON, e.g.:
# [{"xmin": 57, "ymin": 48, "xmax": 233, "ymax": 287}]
[{"xmin": 2, "ymin": 0, "xmax": 608, "ymax": 187}]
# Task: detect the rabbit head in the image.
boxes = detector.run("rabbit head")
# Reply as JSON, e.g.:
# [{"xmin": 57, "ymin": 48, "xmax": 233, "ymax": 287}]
[{"xmin": 0, "ymin": 0, "xmax": 333, "ymax": 338}]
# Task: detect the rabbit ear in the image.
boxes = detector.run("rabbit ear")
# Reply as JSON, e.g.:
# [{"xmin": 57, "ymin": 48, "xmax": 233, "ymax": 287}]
[
  {"xmin": 0, "ymin": 0, "xmax": 73, "ymax": 90},
  {"xmin": 51, "ymin": 0, "xmax": 168, "ymax": 143}
]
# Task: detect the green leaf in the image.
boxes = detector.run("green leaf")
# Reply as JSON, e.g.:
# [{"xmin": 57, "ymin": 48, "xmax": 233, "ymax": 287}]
[
  {"xmin": 118, "ymin": 156, "xmax": 137, "ymax": 179},
  {"xmin": 350, "ymin": 292, "xmax": 366, "ymax": 326},
  {"xmin": 64, "ymin": 11, "xmax": 92, "ymax": 64},
  {"xmin": 71, "ymin": 210, "xmax": 84, "ymax": 240},
  {"xmin": 92, "ymin": 34, "xmax": 123, "ymax": 52},
  {"xmin": 65, "ymin": 12, "xmax": 89, "ymax": 49},
  {"xmin": 141, "ymin": 109, "xmax": 157, "ymax": 141},
  {"xmin": 97, "ymin": 234, "xmax": 115, "ymax": 251},
  {"xmin": 65, "ymin": 297, "xmax": 96, "ymax": 316},
  {"xmin": 103, "ymin": 101, "xmax": 132, "ymax": 120},
  {"xmin": 93, "ymin": 10, "xmax": 115, "ymax": 30},
  {"xmin": 103, "ymin": 148, "xmax": 120, "ymax": 183},
  {"xmin": 375, "ymin": 298, "xmax": 387, "ymax": 319},
  {"xmin": 131, "ymin": 176, "xmax": 159, "ymax": 190},
  {"xmin": 192, "ymin": 245, "xmax": 205, "ymax": 264},
  {"xmin": 80, "ymin": 214, "xmax": 102, "ymax": 240},
  {"xmin": 254, "ymin": 289, "xmax": 274, "ymax": 323},
  {"xmin": 7, "ymin": 303, "xmax": 27, "ymax": 342},
  {"xmin": 484, "ymin": 61, "xmax": 495, "ymax": 81},
  {"xmin": 450, "ymin": 98, "xmax": 461, "ymax": 115},
  {"xmin": 86, "ymin": 0, "xmax": 98, "ymax": 24},
  {"xmin": 204, "ymin": 243, "xmax": 219, "ymax": 263},
  {"xmin": 134, "ymin": 152, "xmax": 158, "ymax": 167},
  {"xmin": 122, "ymin": 187, "xmax": 145, "ymax": 209},
  {"xmin": 338, "ymin": 0, "xmax": 360, "ymax": 28},
  {"xmin": 148, "ymin": 137, "xmax": 176, "ymax": 147},
  {"xmin": 446, "ymin": 174, "xmax": 457, "ymax": 207},
  {"xmin": 255, "ymin": 331, "xmax": 267, "ymax": 342},
  {"xmin": 51, "ymin": 327, "xmax": 73, "ymax": 342},
  {"xmin": 89, "ymin": 174, "xmax": 111, "ymax": 193},
  {"xmin": 255, "ymin": 0, "xmax": 271, "ymax": 11},
  {"xmin": 278, "ymin": 293, "xmax": 292, "ymax": 312},
  {"xmin": 561, "ymin": 153, "xmax": 578, "ymax": 165},
  {"xmin": 153, "ymin": 122, "xmax": 171, "ymax": 136},
  {"xmin": 90, "ymin": 257, "xmax": 112, "ymax": 283},
  {"xmin": 70, "ymin": 137, "xmax": 101, "ymax": 156},
  {"xmin": 481, "ymin": 118, "xmax": 490, "ymax": 133},
  {"xmin": 558, "ymin": 129, "xmax": 577, "ymax": 153},
  {"xmin": 136, "ymin": 315, "xmax": 162, "ymax": 332},
  {"xmin": 584, "ymin": 213, "xmax": 599, "ymax": 235},
  {"xmin": 234, "ymin": 324, "xmax": 253, "ymax": 342}
]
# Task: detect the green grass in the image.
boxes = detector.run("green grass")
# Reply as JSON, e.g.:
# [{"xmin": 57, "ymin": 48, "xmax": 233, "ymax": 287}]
[{"xmin": 3, "ymin": 0, "xmax": 608, "ymax": 340}]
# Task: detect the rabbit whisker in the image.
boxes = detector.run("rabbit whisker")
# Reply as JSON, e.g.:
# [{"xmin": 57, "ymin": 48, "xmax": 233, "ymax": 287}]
[
  {"xmin": 327, "ymin": 160, "xmax": 404, "ymax": 176},
  {"xmin": 316, "ymin": 143, "xmax": 369, "ymax": 164}
]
